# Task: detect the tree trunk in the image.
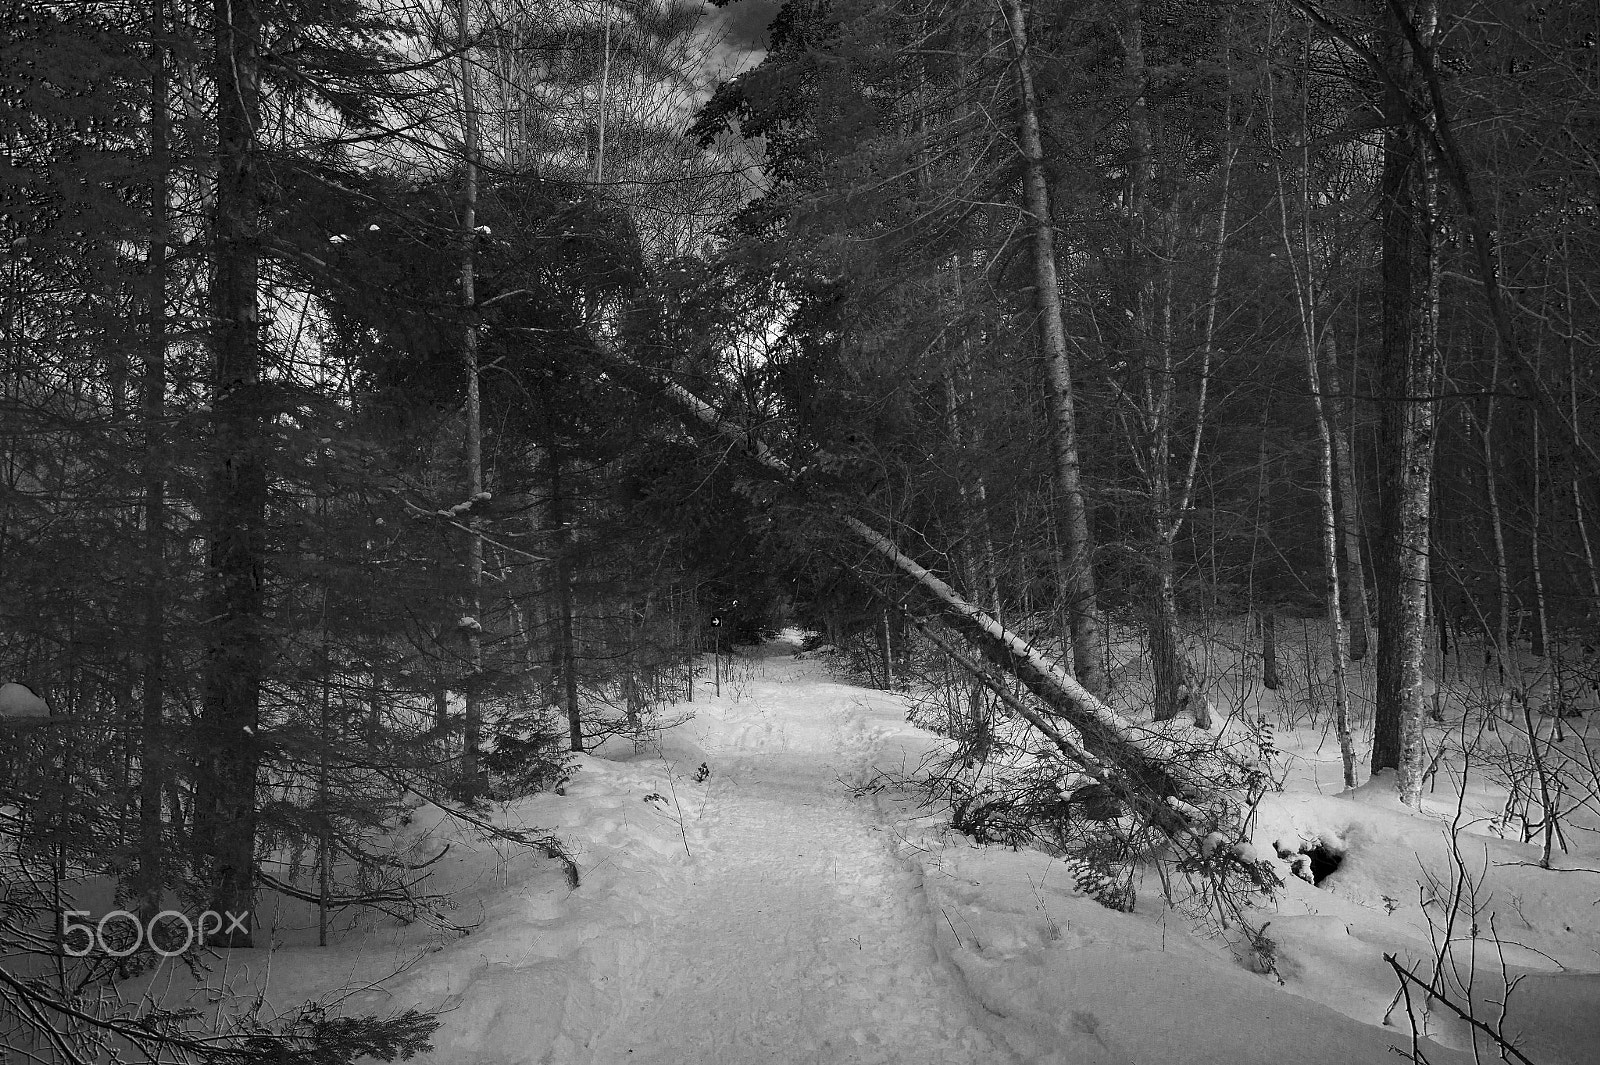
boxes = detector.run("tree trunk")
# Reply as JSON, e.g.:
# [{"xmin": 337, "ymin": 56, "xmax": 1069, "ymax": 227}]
[
  {"xmin": 1307, "ymin": 335, "xmax": 1358, "ymax": 788},
  {"xmin": 132, "ymin": 0, "xmax": 170, "ymax": 925},
  {"xmin": 1262, "ymin": 609, "xmax": 1280, "ymax": 691},
  {"xmin": 1530, "ymin": 419, "xmax": 1549, "ymax": 659},
  {"xmin": 458, "ymin": 0, "xmax": 485, "ymax": 791},
  {"xmin": 1463, "ymin": 357, "xmax": 1513, "ymax": 684},
  {"xmin": 193, "ymin": 0, "xmax": 266, "ymax": 947},
  {"xmin": 1148, "ymin": 555, "xmax": 1188, "ymax": 723},
  {"xmin": 1116, "ymin": 0, "xmax": 1219, "ymax": 731},
  {"xmin": 942, "ymin": 338, "xmax": 1000, "ymax": 619},
  {"xmin": 879, "ymin": 607, "xmax": 894, "ymax": 689},
  {"xmin": 1270, "ymin": 45, "xmax": 1357, "ymax": 786},
  {"xmin": 548, "ymin": 447, "xmax": 581, "ymax": 751},
  {"xmin": 844, "ymin": 517, "xmax": 1207, "ymax": 816},
  {"xmin": 1370, "ymin": 0, "xmax": 1439, "ymax": 808},
  {"xmin": 1570, "ymin": 338, "xmax": 1600, "ymax": 614},
  {"xmin": 1000, "ymin": 0, "xmax": 1104, "ymax": 696},
  {"xmin": 601, "ymin": 343, "xmax": 1217, "ymax": 828},
  {"xmin": 1323, "ymin": 335, "xmax": 1371, "ymax": 661}
]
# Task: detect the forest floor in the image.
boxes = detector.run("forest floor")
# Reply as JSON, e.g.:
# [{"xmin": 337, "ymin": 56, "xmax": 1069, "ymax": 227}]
[{"xmin": 150, "ymin": 628, "xmax": 1600, "ymax": 1065}]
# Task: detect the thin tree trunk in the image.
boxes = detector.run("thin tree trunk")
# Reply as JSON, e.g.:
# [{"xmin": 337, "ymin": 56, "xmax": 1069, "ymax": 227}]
[
  {"xmin": 549, "ymin": 447, "xmax": 581, "ymax": 751},
  {"xmin": 880, "ymin": 608, "xmax": 894, "ymax": 689},
  {"xmin": 510, "ymin": 595, "xmax": 541, "ymax": 680},
  {"xmin": 1271, "ymin": 39, "xmax": 1356, "ymax": 786},
  {"xmin": 458, "ymin": 0, "xmax": 485, "ymax": 790},
  {"xmin": 1324, "ymin": 334, "xmax": 1371, "ymax": 661},
  {"xmin": 317, "ymin": 611, "xmax": 332, "ymax": 948},
  {"xmin": 194, "ymin": 0, "xmax": 266, "ymax": 946},
  {"xmin": 943, "ymin": 357, "xmax": 998, "ymax": 738},
  {"xmin": 1531, "ymin": 419, "xmax": 1549, "ymax": 660},
  {"xmin": 1118, "ymin": 0, "xmax": 1180, "ymax": 724},
  {"xmin": 1563, "ymin": 246, "xmax": 1600, "ymax": 615},
  {"xmin": 942, "ymin": 306, "xmax": 1001, "ymax": 617},
  {"xmin": 1465, "ymin": 378, "xmax": 1513, "ymax": 683},
  {"xmin": 1307, "ymin": 331, "xmax": 1358, "ymax": 788},
  {"xmin": 1113, "ymin": 0, "xmax": 1218, "ymax": 730},
  {"xmin": 1000, "ymin": 0, "xmax": 1104, "ymax": 696},
  {"xmin": 133, "ymin": 0, "xmax": 170, "ymax": 925},
  {"xmin": 1262, "ymin": 610, "xmax": 1280, "ymax": 691},
  {"xmin": 594, "ymin": 18, "xmax": 611, "ymax": 182}
]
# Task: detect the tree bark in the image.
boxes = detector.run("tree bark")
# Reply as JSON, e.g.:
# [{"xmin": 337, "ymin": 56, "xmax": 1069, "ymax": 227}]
[
  {"xmin": 1262, "ymin": 609, "xmax": 1280, "ymax": 691},
  {"xmin": 942, "ymin": 355, "xmax": 999, "ymax": 738},
  {"xmin": 1306, "ymin": 331, "xmax": 1358, "ymax": 787},
  {"xmin": 193, "ymin": 0, "xmax": 266, "ymax": 947},
  {"xmin": 844, "ymin": 517, "xmax": 1204, "ymax": 811},
  {"xmin": 458, "ymin": 0, "xmax": 485, "ymax": 791},
  {"xmin": 1324, "ymin": 335, "xmax": 1371, "ymax": 661},
  {"xmin": 1530, "ymin": 419, "xmax": 1549, "ymax": 659},
  {"xmin": 1000, "ymin": 0, "xmax": 1104, "ymax": 696},
  {"xmin": 1270, "ymin": 38, "xmax": 1357, "ymax": 786},
  {"xmin": 132, "ymin": 0, "xmax": 170, "ymax": 926},
  {"xmin": 548, "ymin": 447, "xmax": 581, "ymax": 751},
  {"xmin": 1369, "ymin": 0, "xmax": 1439, "ymax": 807}
]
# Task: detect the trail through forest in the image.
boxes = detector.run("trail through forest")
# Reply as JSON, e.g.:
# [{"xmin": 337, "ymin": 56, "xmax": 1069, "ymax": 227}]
[{"xmin": 575, "ymin": 637, "xmax": 1011, "ymax": 1064}]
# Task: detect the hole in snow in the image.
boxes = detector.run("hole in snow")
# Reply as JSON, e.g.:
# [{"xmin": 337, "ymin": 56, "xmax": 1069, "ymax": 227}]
[
  {"xmin": 1276, "ymin": 835, "xmax": 1347, "ymax": 886},
  {"xmin": 1304, "ymin": 843, "xmax": 1343, "ymax": 885}
]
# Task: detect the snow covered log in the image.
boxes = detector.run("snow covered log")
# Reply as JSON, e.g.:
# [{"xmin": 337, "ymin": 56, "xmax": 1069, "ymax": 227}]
[{"xmin": 843, "ymin": 518, "xmax": 1206, "ymax": 816}]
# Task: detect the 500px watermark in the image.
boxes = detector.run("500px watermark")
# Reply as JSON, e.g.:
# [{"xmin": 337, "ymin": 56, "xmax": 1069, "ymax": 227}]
[{"xmin": 61, "ymin": 909, "xmax": 250, "ymax": 957}]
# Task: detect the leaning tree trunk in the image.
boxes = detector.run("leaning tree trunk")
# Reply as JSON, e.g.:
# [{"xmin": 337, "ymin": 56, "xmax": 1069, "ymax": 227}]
[
  {"xmin": 594, "ymin": 345, "xmax": 1223, "ymax": 838},
  {"xmin": 1000, "ymin": 0, "xmax": 1104, "ymax": 696},
  {"xmin": 193, "ymin": 0, "xmax": 267, "ymax": 947}
]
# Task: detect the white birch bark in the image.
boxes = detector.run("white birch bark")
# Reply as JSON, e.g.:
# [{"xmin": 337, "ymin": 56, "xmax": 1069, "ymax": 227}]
[{"xmin": 1269, "ymin": 27, "xmax": 1356, "ymax": 788}]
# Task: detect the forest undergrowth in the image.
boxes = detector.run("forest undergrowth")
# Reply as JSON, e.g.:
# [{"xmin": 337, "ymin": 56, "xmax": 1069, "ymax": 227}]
[{"xmin": 861, "ymin": 611, "xmax": 1600, "ymax": 1061}]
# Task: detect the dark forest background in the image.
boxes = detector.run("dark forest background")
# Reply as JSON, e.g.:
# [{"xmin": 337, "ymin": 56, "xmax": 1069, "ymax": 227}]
[{"xmin": 3, "ymin": 0, "xmax": 1597, "ymax": 1058}]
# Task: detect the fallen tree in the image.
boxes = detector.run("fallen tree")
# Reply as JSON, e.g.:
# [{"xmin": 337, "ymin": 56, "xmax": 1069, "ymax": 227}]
[{"xmin": 593, "ymin": 342, "xmax": 1234, "ymax": 838}]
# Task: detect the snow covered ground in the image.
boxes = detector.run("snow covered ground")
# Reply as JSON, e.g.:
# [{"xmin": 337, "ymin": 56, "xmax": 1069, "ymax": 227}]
[{"xmin": 136, "ymin": 628, "xmax": 1598, "ymax": 1064}]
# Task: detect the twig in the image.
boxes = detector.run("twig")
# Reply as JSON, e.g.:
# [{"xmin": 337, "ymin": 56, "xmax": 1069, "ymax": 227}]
[{"xmin": 1383, "ymin": 955, "xmax": 1538, "ymax": 1065}]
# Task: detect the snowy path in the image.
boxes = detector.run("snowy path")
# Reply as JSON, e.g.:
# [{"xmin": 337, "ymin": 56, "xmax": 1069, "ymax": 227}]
[{"xmin": 576, "ymin": 643, "xmax": 1011, "ymax": 1064}]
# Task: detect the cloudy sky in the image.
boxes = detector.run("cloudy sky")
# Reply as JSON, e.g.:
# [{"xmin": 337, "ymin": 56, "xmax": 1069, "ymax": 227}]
[{"xmin": 699, "ymin": 0, "xmax": 781, "ymax": 79}]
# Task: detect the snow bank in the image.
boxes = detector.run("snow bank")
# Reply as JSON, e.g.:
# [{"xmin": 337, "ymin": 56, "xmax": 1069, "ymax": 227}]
[
  {"xmin": 124, "ymin": 751, "xmax": 699, "ymax": 1063},
  {"xmin": 916, "ymin": 845, "xmax": 1471, "ymax": 1065},
  {"xmin": 113, "ymin": 622, "xmax": 1600, "ymax": 1065}
]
